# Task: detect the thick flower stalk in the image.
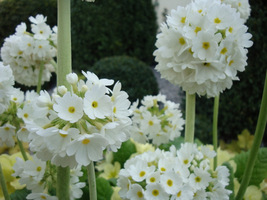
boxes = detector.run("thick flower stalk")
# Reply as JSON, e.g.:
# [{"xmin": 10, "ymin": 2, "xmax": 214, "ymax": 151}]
[
  {"xmin": 23, "ymin": 71, "xmax": 131, "ymax": 168},
  {"xmin": 153, "ymin": 0, "xmax": 252, "ymax": 97},
  {"xmin": 12, "ymin": 155, "xmax": 85, "ymax": 200},
  {"xmin": 130, "ymin": 94, "xmax": 184, "ymax": 146},
  {"xmin": 0, "ymin": 14, "xmax": 57, "ymax": 87},
  {"xmin": 117, "ymin": 143, "xmax": 231, "ymax": 200}
]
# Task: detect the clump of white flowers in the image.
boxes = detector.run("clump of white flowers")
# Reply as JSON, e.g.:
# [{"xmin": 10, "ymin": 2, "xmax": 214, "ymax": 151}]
[
  {"xmin": 222, "ymin": 0, "xmax": 251, "ymax": 21},
  {"xmin": 12, "ymin": 155, "xmax": 85, "ymax": 200},
  {"xmin": 0, "ymin": 14, "xmax": 57, "ymax": 86},
  {"xmin": 0, "ymin": 63, "xmax": 14, "ymax": 114},
  {"xmin": 118, "ymin": 143, "xmax": 231, "ymax": 200},
  {"xmin": 130, "ymin": 94, "xmax": 184, "ymax": 146},
  {"xmin": 153, "ymin": 0, "xmax": 253, "ymax": 97},
  {"xmin": 23, "ymin": 71, "xmax": 132, "ymax": 168}
]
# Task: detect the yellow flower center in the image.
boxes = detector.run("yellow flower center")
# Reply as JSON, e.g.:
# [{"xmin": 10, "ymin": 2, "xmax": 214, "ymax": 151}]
[
  {"xmin": 92, "ymin": 101, "xmax": 98, "ymax": 108},
  {"xmin": 18, "ymin": 51, "xmax": 23, "ymax": 55},
  {"xmin": 198, "ymin": 9, "xmax": 202, "ymax": 13},
  {"xmin": 68, "ymin": 106, "xmax": 75, "ymax": 113},
  {"xmin": 41, "ymin": 195, "xmax": 47, "ymax": 199},
  {"xmin": 113, "ymin": 107, "xmax": 117, "ymax": 113},
  {"xmin": 4, "ymin": 127, "xmax": 10, "ymax": 131},
  {"xmin": 183, "ymin": 159, "xmax": 189, "ymax": 164},
  {"xmin": 148, "ymin": 120, "xmax": 154, "ymax": 126},
  {"xmin": 202, "ymin": 42, "xmax": 210, "ymax": 50},
  {"xmin": 229, "ymin": 27, "xmax": 233, "ymax": 33},
  {"xmin": 38, "ymin": 45, "xmax": 43, "ymax": 49},
  {"xmin": 24, "ymin": 113, "xmax": 29, "ymax": 118},
  {"xmin": 152, "ymin": 189, "xmax": 159, "ymax": 196},
  {"xmin": 181, "ymin": 17, "xmax": 186, "ymax": 24},
  {"xmin": 161, "ymin": 167, "xmax": 166, "ymax": 172},
  {"xmin": 139, "ymin": 171, "xmax": 146, "ymax": 177},
  {"xmin": 229, "ymin": 60, "xmax": 234, "ymax": 66},
  {"xmin": 220, "ymin": 47, "xmax": 228, "ymax": 54},
  {"xmin": 27, "ymin": 43, "xmax": 31, "ymax": 47},
  {"xmin": 238, "ymin": 2, "xmax": 241, "ymax": 6},
  {"xmin": 194, "ymin": 27, "xmax": 202, "ymax": 34},
  {"xmin": 36, "ymin": 166, "xmax": 42, "ymax": 172},
  {"xmin": 150, "ymin": 177, "xmax": 156, "ymax": 182},
  {"xmin": 179, "ymin": 37, "xmax": 186, "ymax": 45},
  {"xmin": 13, "ymin": 97, "xmax": 17, "ymax": 101},
  {"xmin": 137, "ymin": 191, "xmax": 143, "ymax": 198},
  {"xmin": 167, "ymin": 179, "xmax": 173, "ymax": 187},
  {"xmin": 177, "ymin": 191, "xmax": 182, "ymax": 197},
  {"xmin": 82, "ymin": 138, "xmax": 90, "ymax": 144},
  {"xmin": 195, "ymin": 176, "xmax": 201, "ymax": 183},
  {"xmin": 214, "ymin": 17, "xmax": 221, "ymax": 24},
  {"xmin": 59, "ymin": 133, "xmax": 68, "ymax": 138},
  {"xmin": 40, "ymin": 30, "xmax": 44, "ymax": 34}
]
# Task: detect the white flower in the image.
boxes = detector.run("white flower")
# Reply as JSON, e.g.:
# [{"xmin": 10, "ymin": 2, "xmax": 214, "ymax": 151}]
[
  {"xmin": 26, "ymin": 193, "xmax": 58, "ymax": 200},
  {"xmin": 170, "ymin": 184, "xmax": 194, "ymax": 200},
  {"xmin": 144, "ymin": 183, "xmax": 169, "ymax": 200},
  {"xmin": 160, "ymin": 171, "xmax": 183, "ymax": 195},
  {"xmin": 189, "ymin": 167, "xmax": 212, "ymax": 191},
  {"xmin": 83, "ymin": 85, "xmax": 112, "ymax": 119},
  {"xmin": 128, "ymin": 159, "xmax": 155, "ymax": 182},
  {"xmin": 127, "ymin": 184, "xmax": 145, "ymax": 200},
  {"xmin": 0, "ymin": 124, "xmax": 16, "ymax": 147},
  {"xmin": 66, "ymin": 133, "xmax": 108, "ymax": 166},
  {"xmin": 53, "ymin": 92, "xmax": 83, "ymax": 123}
]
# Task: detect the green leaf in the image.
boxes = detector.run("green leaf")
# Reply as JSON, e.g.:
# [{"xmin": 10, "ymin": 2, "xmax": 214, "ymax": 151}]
[
  {"xmin": 234, "ymin": 148, "xmax": 267, "ymax": 187},
  {"xmin": 10, "ymin": 188, "xmax": 30, "ymax": 200},
  {"xmin": 159, "ymin": 136, "xmax": 184, "ymax": 151},
  {"xmin": 222, "ymin": 162, "xmax": 235, "ymax": 200},
  {"xmin": 113, "ymin": 140, "xmax": 136, "ymax": 168},
  {"xmin": 96, "ymin": 177, "xmax": 113, "ymax": 200}
]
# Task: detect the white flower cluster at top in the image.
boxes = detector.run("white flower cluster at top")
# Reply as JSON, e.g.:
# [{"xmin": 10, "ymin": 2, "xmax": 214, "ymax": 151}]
[
  {"xmin": 0, "ymin": 63, "xmax": 14, "ymax": 114},
  {"xmin": 223, "ymin": 0, "xmax": 251, "ymax": 21},
  {"xmin": 22, "ymin": 71, "xmax": 132, "ymax": 168},
  {"xmin": 130, "ymin": 94, "xmax": 184, "ymax": 146},
  {"xmin": 0, "ymin": 14, "xmax": 57, "ymax": 86},
  {"xmin": 153, "ymin": 0, "xmax": 253, "ymax": 97},
  {"xmin": 118, "ymin": 143, "xmax": 231, "ymax": 200},
  {"xmin": 13, "ymin": 155, "xmax": 85, "ymax": 200}
]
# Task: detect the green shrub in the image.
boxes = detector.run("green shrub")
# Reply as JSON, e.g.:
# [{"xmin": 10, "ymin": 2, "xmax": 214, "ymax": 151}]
[
  {"xmin": 90, "ymin": 56, "xmax": 159, "ymax": 102},
  {"xmin": 0, "ymin": 0, "xmax": 57, "ymax": 47},
  {"xmin": 189, "ymin": 0, "xmax": 267, "ymax": 144},
  {"xmin": 71, "ymin": 0, "xmax": 158, "ymax": 70}
]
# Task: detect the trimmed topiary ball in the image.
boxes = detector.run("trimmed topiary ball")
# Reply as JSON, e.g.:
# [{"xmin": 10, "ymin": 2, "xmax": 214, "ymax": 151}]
[{"xmin": 90, "ymin": 56, "xmax": 159, "ymax": 103}]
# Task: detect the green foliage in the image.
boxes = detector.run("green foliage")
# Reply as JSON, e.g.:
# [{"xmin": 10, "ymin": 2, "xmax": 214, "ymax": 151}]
[
  {"xmin": 233, "ymin": 148, "xmax": 267, "ymax": 187},
  {"xmin": 71, "ymin": 0, "xmax": 158, "ymax": 71},
  {"xmin": 184, "ymin": 0, "xmax": 267, "ymax": 144},
  {"xmin": 0, "ymin": 0, "xmax": 57, "ymax": 47},
  {"xmin": 96, "ymin": 177, "xmax": 114, "ymax": 200},
  {"xmin": 90, "ymin": 56, "xmax": 159, "ymax": 102},
  {"xmin": 113, "ymin": 140, "xmax": 136, "ymax": 168},
  {"xmin": 10, "ymin": 188, "xmax": 30, "ymax": 200}
]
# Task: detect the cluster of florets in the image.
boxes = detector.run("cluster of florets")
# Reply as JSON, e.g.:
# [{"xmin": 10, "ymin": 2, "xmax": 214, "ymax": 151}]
[
  {"xmin": 0, "ymin": 14, "xmax": 57, "ymax": 86},
  {"xmin": 13, "ymin": 155, "xmax": 85, "ymax": 200},
  {"xmin": 118, "ymin": 143, "xmax": 231, "ymax": 200},
  {"xmin": 0, "ymin": 63, "xmax": 14, "ymax": 114},
  {"xmin": 23, "ymin": 71, "xmax": 131, "ymax": 168},
  {"xmin": 222, "ymin": 0, "xmax": 251, "ymax": 21},
  {"xmin": 153, "ymin": 0, "xmax": 252, "ymax": 97},
  {"xmin": 130, "ymin": 94, "xmax": 184, "ymax": 146}
]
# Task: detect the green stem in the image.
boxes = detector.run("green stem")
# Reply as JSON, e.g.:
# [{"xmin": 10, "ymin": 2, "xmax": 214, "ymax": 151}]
[
  {"xmin": 50, "ymin": 59, "xmax": 58, "ymax": 72},
  {"xmin": 57, "ymin": 0, "xmax": 72, "ymax": 90},
  {"xmin": 0, "ymin": 163, "xmax": 11, "ymax": 200},
  {"xmin": 17, "ymin": 137, "xmax": 28, "ymax": 161},
  {"xmin": 36, "ymin": 62, "xmax": 44, "ymax": 94},
  {"xmin": 213, "ymin": 95, "xmax": 220, "ymax": 170},
  {"xmin": 235, "ymin": 71, "xmax": 267, "ymax": 200},
  {"xmin": 87, "ymin": 162, "xmax": 97, "ymax": 200},
  {"xmin": 56, "ymin": 0, "xmax": 72, "ymax": 199},
  {"xmin": 184, "ymin": 92, "xmax": 196, "ymax": 143},
  {"xmin": 56, "ymin": 166, "xmax": 70, "ymax": 200}
]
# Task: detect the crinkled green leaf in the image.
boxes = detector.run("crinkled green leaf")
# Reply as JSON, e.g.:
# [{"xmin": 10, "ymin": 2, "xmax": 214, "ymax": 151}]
[
  {"xmin": 234, "ymin": 147, "xmax": 267, "ymax": 187},
  {"xmin": 222, "ymin": 162, "xmax": 235, "ymax": 200},
  {"xmin": 96, "ymin": 177, "xmax": 113, "ymax": 200},
  {"xmin": 113, "ymin": 140, "xmax": 136, "ymax": 168}
]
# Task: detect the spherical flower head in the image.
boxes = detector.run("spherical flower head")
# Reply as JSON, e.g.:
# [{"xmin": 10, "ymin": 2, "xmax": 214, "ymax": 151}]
[
  {"xmin": 153, "ymin": 0, "xmax": 253, "ymax": 97},
  {"xmin": 0, "ymin": 14, "xmax": 57, "ymax": 87},
  {"xmin": 53, "ymin": 92, "xmax": 83, "ymax": 123},
  {"xmin": 117, "ymin": 143, "xmax": 231, "ymax": 199},
  {"xmin": 130, "ymin": 94, "xmax": 184, "ymax": 145}
]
